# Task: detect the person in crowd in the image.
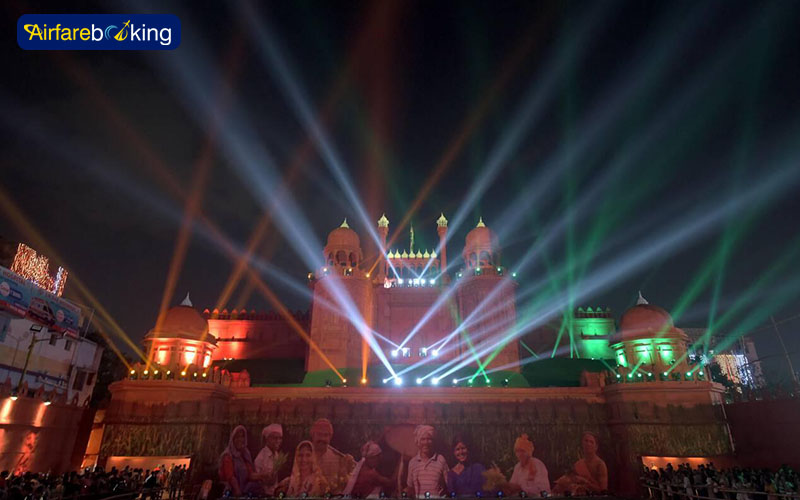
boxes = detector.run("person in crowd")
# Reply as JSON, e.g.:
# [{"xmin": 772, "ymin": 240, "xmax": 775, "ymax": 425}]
[
  {"xmin": 277, "ymin": 440, "xmax": 329, "ymax": 497},
  {"xmin": 553, "ymin": 431, "xmax": 608, "ymax": 495},
  {"xmin": 505, "ymin": 433, "xmax": 550, "ymax": 497},
  {"xmin": 168, "ymin": 464, "xmax": 185, "ymax": 500},
  {"xmin": 219, "ymin": 425, "xmax": 262, "ymax": 496},
  {"xmin": 254, "ymin": 423, "xmax": 284, "ymax": 496},
  {"xmin": 142, "ymin": 469, "xmax": 160, "ymax": 500},
  {"xmin": 310, "ymin": 418, "xmax": 355, "ymax": 494},
  {"xmin": 407, "ymin": 425, "xmax": 449, "ymax": 498},
  {"xmin": 446, "ymin": 435, "xmax": 486, "ymax": 496},
  {"xmin": 343, "ymin": 440, "xmax": 395, "ymax": 498}
]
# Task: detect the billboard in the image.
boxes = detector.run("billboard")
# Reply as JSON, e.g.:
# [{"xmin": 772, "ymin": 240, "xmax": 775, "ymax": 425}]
[
  {"xmin": 0, "ymin": 266, "xmax": 33, "ymax": 316},
  {"xmin": 0, "ymin": 264, "xmax": 81, "ymax": 337}
]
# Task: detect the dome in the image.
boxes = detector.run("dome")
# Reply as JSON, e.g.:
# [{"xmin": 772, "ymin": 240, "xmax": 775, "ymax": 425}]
[
  {"xmin": 620, "ymin": 304, "xmax": 673, "ymax": 333},
  {"xmin": 147, "ymin": 303, "xmax": 210, "ymax": 341},
  {"xmin": 326, "ymin": 219, "xmax": 360, "ymax": 249},
  {"xmin": 618, "ymin": 294, "xmax": 685, "ymax": 341},
  {"xmin": 464, "ymin": 217, "xmax": 496, "ymax": 251}
]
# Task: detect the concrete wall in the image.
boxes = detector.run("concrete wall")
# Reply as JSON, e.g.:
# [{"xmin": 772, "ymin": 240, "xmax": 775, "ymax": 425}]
[
  {"xmin": 724, "ymin": 397, "xmax": 800, "ymax": 469},
  {"xmin": 0, "ymin": 395, "xmax": 91, "ymax": 473}
]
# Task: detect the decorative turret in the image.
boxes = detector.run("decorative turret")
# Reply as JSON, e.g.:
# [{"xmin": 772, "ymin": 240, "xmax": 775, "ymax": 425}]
[
  {"xmin": 436, "ymin": 213, "xmax": 448, "ymax": 273},
  {"xmin": 376, "ymin": 214, "xmax": 390, "ymax": 279},
  {"xmin": 611, "ymin": 292, "xmax": 691, "ymax": 376},
  {"xmin": 144, "ymin": 293, "xmax": 217, "ymax": 370}
]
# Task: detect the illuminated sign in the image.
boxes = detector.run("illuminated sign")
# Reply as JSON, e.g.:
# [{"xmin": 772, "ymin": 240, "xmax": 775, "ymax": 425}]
[{"xmin": 10, "ymin": 243, "xmax": 68, "ymax": 297}]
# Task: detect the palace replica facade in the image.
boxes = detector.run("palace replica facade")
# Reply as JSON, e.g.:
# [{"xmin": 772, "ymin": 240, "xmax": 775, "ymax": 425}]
[{"xmin": 100, "ymin": 215, "xmax": 735, "ymax": 496}]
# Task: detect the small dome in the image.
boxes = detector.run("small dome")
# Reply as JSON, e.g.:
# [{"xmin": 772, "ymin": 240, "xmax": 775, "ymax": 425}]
[
  {"xmin": 326, "ymin": 219, "xmax": 360, "ymax": 249},
  {"xmin": 147, "ymin": 304, "xmax": 211, "ymax": 341},
  {"xmin": 619, "ymin": 302, "xmax": 684, "ymax": 341},
  {"xmin": 464, "ymin": 218, "xmax": 497, "ymax": 251},
  {"xmin": 465, "ymin": 217, "xmax": 496, "ymax": 251}
]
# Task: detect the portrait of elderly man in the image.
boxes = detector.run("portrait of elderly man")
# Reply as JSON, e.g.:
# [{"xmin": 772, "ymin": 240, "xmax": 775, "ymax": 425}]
[
  {"xmin": 254, "ymin": 423, "xmax": 285, "ymax": 495},
  {"xmin": 506, "ymin": 433, "xmax": 550, "ymax": 497},
  {"xmin": 406, "ymin": 425, "xmax": 449, "ymax": 498},
  {"xmin": 310, "ymin": 418, "xmax": 356, "ymax": 494}
]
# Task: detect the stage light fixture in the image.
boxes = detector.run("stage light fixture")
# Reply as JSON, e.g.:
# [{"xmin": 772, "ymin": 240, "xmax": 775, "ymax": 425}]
[
  {"xmin": 416, "ymin": 378, "xmax": 423, "ymax": 385},
  {"xmin": 398, "ymin": 279, "xmax": 404, "ymax": 285},
  {"xmin": 391, "ymin": 350, "xmax": 398, "ymax": 358},
  {"xmin": 325, "ymin": 379, "xmax": 332, "ymax": 387},
  {"xmin": 502, "ymin": 378, "xmax": 509, "ymax": 387},
  {"xmin": 512, "ymin": 272, "xmax": 518, "ymax": 278},
  {"xmin": 361, "ymin": 378, "xmax": 368, "ymax": 385},
  {"xmin": 432, "ymin": 349, "xmax": 439, "ymax": 357},
  {"xmin": 425, "ymin": 492, "xmax": 431, "ymax": 498},
  {"xmin": 432, "ymin": 378, "xmax": 440, "ymax": 385},
  {"xmin": 394, "ymin": 377, "xmax": 402, "ymax": 386},
  {"xmin": 452, "ymin": 378, "xmax": 458, "ymax": 385}
]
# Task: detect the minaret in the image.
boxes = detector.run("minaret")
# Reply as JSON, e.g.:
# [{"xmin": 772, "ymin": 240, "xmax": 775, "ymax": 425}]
[
  {"xmin": 377, "ymin": 214, "xmax": 389, "ymax": 279},
  {"xmin": 437, "ymin": 213, "xmax": 448, "ymax": 273}
]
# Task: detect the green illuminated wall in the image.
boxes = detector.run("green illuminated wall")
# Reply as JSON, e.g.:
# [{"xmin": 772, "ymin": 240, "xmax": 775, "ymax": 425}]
[{"xmin": 572, "ymin": 315, "xmax": 616, "ymax": 359}]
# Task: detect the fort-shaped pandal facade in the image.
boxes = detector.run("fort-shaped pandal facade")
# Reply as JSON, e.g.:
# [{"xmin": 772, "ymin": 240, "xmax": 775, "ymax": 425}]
[{"xmin": 97, "ymin": 215, "xmax": 743, "ymax": 496}]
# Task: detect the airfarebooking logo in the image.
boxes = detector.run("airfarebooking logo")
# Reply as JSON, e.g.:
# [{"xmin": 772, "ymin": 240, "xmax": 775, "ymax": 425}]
[{"xmin": 17, "ymin": 14, "xmax": 180, "ymax": 50}]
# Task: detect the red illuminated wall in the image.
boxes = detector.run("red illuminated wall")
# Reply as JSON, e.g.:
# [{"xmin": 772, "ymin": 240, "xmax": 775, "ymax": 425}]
[
  {"xmin": 373, "ymin": 286, "xmax": 456, "ymax": 364},
  {"xmin": 456, "ymin": 274, "xmax": 520, "ymax": 371},
  {"xmin": 307, "ymin": 275, "xmax": 374, "ymax": 372},
  {"xmin": 207, "ymin": 313, "xmax": 309, "ymax": 362}
]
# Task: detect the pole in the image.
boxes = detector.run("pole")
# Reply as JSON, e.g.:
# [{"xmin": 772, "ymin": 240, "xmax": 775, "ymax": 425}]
[
  {"xmin": 771, "ymin": 315, "xmax": 799, "ymax": 386},
  {"xmin": 16, "ymin": 331, "xmax": 37, "ymax": 394}
]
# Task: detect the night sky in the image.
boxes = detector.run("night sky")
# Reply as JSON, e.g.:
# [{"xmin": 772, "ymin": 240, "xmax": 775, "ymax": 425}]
[{"xmin": 3, "ymin": 1, "xmax": 800, "ymax": 382}]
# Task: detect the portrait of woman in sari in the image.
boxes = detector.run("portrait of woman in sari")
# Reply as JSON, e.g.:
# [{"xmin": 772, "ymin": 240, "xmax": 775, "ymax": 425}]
[
  {"xmin": 219, "ymin": 425, "xmax": 262, "ymax": 497},
  {"xmin": 277, "ymin": 440, "xmax": 330, "ymax": 497}
]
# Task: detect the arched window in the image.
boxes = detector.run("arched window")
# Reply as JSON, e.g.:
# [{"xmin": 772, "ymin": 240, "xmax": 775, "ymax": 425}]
[
  {"xmin": 327, "ymin": 252, "xmax": 334, "ymax": 266},
  {"xmin": 336, "ymin": 250, "xmax": 347, "ymax": 266},
  {"xmin": 349, "ymin": 252, "xmax": 357, "ymax": 267},
  {"xmin": 479, "ymin": 251, "xmax": 491, "ymax": 267},
  {"xmin": 469, "ymin": 253, "xmax": 477, "ymax": 268}
]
